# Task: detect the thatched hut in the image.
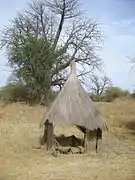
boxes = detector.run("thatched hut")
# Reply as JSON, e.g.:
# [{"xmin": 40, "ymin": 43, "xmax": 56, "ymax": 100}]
[{"xmin": 40, "ymin": 60, "xmax": 107, "ymax": 153}]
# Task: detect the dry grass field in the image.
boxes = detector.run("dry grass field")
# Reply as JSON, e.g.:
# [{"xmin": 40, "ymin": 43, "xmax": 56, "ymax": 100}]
[{"xmin": 0, "ymin": 99, "xmax": 135, "ymax": 180}]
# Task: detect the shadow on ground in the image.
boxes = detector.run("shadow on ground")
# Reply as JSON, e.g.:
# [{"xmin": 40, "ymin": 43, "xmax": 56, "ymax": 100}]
[
  {"xmin": 125, "ymin": 120, "xmax": 135, "ymax": 135},
  {"xmin": 55, "ymin": 134, "xmax": 83, "ymax": 147}
]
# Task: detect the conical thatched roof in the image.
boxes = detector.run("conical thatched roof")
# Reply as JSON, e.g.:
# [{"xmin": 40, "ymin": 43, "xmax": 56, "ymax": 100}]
[{"xmin": 40, "ymin": 60, "xmax": 107, "ymax": 131}]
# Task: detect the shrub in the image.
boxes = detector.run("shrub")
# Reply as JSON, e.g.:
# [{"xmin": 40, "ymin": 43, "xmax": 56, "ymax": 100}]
[
  {"xmin": 89, "ymin": 87, "xmax": 131, "ymax": 102},
  {"xmin": 0, "ymin": 82, "xmax": 58, "ymax": 105},
  {"xmin": 131, "ymin": 91, "xmax": 135, "ymax": 99},
  {"xmin": 90, "ymin": 94, "xmax": 103, "ymax": 102},
  {"xmin": 0, "ymin": 83, "xmax": 29, "ymax": 102},
  {"xmin": 103, "ymin": 87, "xmax": 130, "ymax": 102}
]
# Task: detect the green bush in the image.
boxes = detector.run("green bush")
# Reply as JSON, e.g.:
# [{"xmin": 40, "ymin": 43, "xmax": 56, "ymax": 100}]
[
  {"xmin": 0, "ymin": 83, "xmax": 29, "ymax": 102},
  {"xmin": 0, "ymin": 83, "xmax": 58, "ymax": 105},
  {"xmin": 131, "ymin": 91, "xmax": 135, "ymax": 99},
  {"xmin": 0, "ymin": 83, "xmax": 132, "ymax": 104},
  {"xmin": 103, "ymin": 87, "xmax": 130, "ymax": 102},
  {"xmin": 89, "ymin": 87, "xmax": 131, "ymax": 102},
  {"xmin": 90, "ymin": 94, "xmax": 104, "ymax": 102}
]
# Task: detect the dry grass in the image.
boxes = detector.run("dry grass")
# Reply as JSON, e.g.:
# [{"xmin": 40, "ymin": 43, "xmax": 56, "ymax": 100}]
[{"xmin": 0, "ymin": 99, "xmax": 135, "ymax": 180}]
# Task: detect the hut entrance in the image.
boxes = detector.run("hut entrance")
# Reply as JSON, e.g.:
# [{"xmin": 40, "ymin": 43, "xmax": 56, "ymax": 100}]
[
  {"xmin": 41, "ymin": 121, "xmax": 84, "ymax": 155},
  {"xmin": 41, "ymin": 121, "xmax": 102, "ymax": 155}
]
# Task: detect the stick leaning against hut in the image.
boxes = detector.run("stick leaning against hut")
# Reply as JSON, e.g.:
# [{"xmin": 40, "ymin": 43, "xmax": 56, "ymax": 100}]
[{"xmin": 39, "ymin": 60, "xmax": 108, "ymax": 154}]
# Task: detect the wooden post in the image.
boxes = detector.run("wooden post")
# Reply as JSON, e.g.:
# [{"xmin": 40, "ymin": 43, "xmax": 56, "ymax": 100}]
[
  {"xmin": 84, "ymin": 130, "xmax": 88, "ymax": 153},
  {"xmin": 45, "ymin": 120, "xmax": 54, "ymax": 151},
  {"xmin": 96, "ymin": 128, "xmax": 102, "ymax": 154},
  {"xmin": 84, "ymin": 130, "xmax": 97, "ymax": 153}
]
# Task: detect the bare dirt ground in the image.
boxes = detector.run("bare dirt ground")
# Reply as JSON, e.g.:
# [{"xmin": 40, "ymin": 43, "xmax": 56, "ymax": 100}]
[{"xmin": 0, "ymin": 99, "xmax": 135, "ymax": 180}]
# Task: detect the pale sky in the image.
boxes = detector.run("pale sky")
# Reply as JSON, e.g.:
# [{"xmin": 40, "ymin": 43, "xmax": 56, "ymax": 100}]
[{"xmin": 0, "ymin": 0, "xmax": 135, "ymax": 91}]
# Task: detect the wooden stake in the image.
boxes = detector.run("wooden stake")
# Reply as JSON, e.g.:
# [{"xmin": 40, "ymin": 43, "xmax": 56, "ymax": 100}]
[
  {"xmin": 84, "ymin": 130, "xmax": 88, "ymax": 153},
  {"xmin": 84, "ymin": 130, "xmax": 97, "ymax": 153},
  {"xmin": 46, "ymin": 120, "xmax": 54, "ymax": 151},
  {"xmin": 96, "ymin": 128, "xmax": 102, "ymax": 154}
]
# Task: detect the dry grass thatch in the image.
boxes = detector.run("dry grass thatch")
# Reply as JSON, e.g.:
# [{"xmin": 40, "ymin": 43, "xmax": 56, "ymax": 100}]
[{"xmin": 40, "ymin": 60, "xmax": 107, "ymax": 131}]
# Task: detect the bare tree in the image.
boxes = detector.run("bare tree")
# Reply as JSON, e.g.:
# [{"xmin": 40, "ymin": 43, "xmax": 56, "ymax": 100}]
[
  {"xmin": 0, "ymin": 0, "xmax": 103, "ymax": 89},
  {"xmin": 90, "ymin": 74, "xmax": 111, "ymax": 95}
]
